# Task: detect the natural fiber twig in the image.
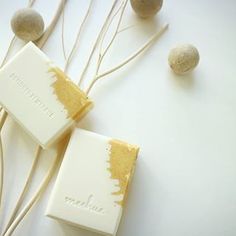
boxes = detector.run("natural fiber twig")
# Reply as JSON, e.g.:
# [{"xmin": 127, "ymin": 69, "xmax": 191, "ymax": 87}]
[
  {"xmin": 98, "ymin": 1, "xmax": 124, "ymax": 58},
  {"xmin": 0, "ymin": 37, "xmax": 17, "ymax": 68},
  {"xmin": 0, "ymin": 112, "xmax": 7, "ymax": 211},
  {"xmin": 61, "ymin": 0, "xmax": 67, "ymax": 60},
  {"xmin": 0, "ymin": 137, "xmax": 4, "ymax": 215},
  {"xmin": 0, "ymin": 113, "xmax": 7, "ymax": 131},
  {"xmin": 98, "ymin": 0, "xmax": 128, "ymax": 72},
  {"xmin": 2, "ymin": 147, "xmax": 42, "ymax": 235},
  {"xmin": 93, "ymin": 0, "xmax": 125, "ymax": 79},
  {"xmin": 3, "ymin": 150, "xmax": 60, "ymax": 236},
  {"xmin": 86, "ymin": 24, "xmax": 169, "ymax": 94},
  {"xmin": 28, "ymin": 0, "xmax": 36, "ymax": 7},
  {"xmin": 36, "ymin": 0, "xmax": 67, "ymax": 48},
  {"xmin": 78, "ymin": 0, "xmax": 119, "ymax": 87},
  {"xmin": 117, "ymin": 24, "xmax": 136, "ymax": 34},
  {"xmin": 64, "ymin": 0, "xmax": 93, "ymax": 74},
  {"xmin": 85, "ymin": 0, "xmax": 128, "ymax": 94}
]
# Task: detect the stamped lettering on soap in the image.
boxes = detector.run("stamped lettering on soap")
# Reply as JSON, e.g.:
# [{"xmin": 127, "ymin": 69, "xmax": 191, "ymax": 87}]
[
  {"xmin": 9, "ymin": 72, "xmax": 55, "ymax": 119},
  {"xmin": 64, "ymin": 195, "xmax": 105, "ymax": 215}
]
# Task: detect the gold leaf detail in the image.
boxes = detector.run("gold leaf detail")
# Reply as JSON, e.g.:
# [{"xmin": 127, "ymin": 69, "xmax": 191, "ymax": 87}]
[
  {"xmin": 108, "ymin": 139, "xmax": 139, "ymax": 207},
  {"xmin": 49, "ymin": 67, "xmax": 92, "ymax": 120}
]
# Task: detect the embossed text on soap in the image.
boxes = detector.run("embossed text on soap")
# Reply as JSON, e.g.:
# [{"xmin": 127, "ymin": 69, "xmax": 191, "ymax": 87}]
[
  {"xmin": 64, "ymin": 195, "xmax": 105, "ymax": 215},
  {"xmin": 9, "ymin": 72, "xmax": 55, "ymax": 119}
]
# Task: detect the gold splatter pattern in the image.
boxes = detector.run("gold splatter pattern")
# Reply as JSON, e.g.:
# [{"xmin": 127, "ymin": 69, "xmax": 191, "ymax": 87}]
[
  {"xmin": 49, "ymin": 67, "xmax": 92, "ymax": 120},
  {"xmin": 108, "ymin": 139, "xmax": 139, "ymax": 207}
]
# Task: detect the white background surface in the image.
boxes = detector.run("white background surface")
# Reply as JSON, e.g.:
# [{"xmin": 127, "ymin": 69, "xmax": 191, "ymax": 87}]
[{"xmin": 0, "ymin": 0, "xmax": 236, "ymax": 235}]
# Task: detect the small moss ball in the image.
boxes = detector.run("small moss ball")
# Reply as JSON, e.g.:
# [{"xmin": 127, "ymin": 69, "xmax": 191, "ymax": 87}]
[
  {"xmin": 168, "ymin": 44, "xmax": 200, "ymax": 75},
  {"xmin": 130, "ymin": 0, "xmax": 163, "ymax": 18},
  {"xmin": 11, "ymin": 8, "xmax": 44, "ymax": 41}
]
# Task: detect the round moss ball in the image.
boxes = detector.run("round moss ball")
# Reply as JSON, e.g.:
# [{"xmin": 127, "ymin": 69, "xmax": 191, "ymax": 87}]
[
  {"xmin": 130, "ymin": 0, "xmax": 163, "ymax": 18},
  {"xmin": 11, "ymin": 8, "xmax": 44, "ymax": 41},
  {"xmin": 168, "ymin": 44, "xmax": 200, "ymax": 75}
]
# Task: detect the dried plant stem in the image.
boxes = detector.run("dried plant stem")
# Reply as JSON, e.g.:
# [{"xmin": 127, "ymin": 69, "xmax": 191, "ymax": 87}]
[
  {"xmin": 93, "ymin": 0, "xmax": 125, "ymax": 79},
  {"xmin": 117, "ymin": 24, "xmax": 136, "ymax": 34},
  {"xmin": 0, "ymin": 111, "xmax": 7, "ymax": 211},
  {"xmin": 61, "ymin": 0, "xmax": 67, "ymax": 60},
  {"xmin": 36, "ymin": 0, "xmax": 67, "ymax": 48},
  {"xmin": 28, "ymin": 0, "xmax": 36, "ymax": 7},
  {"xmin": 64, "ymin": 0, "xmax": 93, "ymax": 74},
  {"xmin": 98, "ymin": 0, "xmax": 128, "ymax": 71},
  {"xmin": 0, "ymin": 113, "xmax": 7, "ymax": 131},
  {"xmin": 1, "ymin": 146, "xmax": 42, "ymax": 235},
  {"xmin": 86, "ymin": 0, "xmax": 127, "ymax": 94},
  {"xmin": 78, "ymin": 0, "xmax": 119, "ymax": 87},
  {"xmin": 0, "ymin": 136, "xmax": 4, "ymax": 214},
  {"xmin": 86, "ymin": 23, "xmax": 169, "ymax": 95},
  {"xmin": 3, "ymin": 149, "xmax": 60, "ymax": 236},
  {"xmin": 0, "ymin": 36, "xmax": 16, "ymax": 110},
  {"xmin": 0, "ymin": 37, "xmax": 17, "ymax": 68},
  {"xmin": 98, "ymin": 1, "xmax": 124, "ymax": 57}
]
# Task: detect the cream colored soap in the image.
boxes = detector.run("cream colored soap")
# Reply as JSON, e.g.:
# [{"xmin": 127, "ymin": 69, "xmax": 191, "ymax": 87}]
[
  {"xmin": 46, "ymin": 128, "xmax": 139, "ymax": 236},
  {"xmin": 0, "ymin": 42, "xmax": 92, "ymax": 148}
]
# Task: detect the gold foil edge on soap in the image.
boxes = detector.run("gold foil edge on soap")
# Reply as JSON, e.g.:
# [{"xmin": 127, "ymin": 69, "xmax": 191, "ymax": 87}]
[
  {"xmin": 108, "ymin": 139, "xmax": 139, "ymax": 207},
  {"xmin": 49, "ymin": 67, "xmax": 92, "ymax": 120}
]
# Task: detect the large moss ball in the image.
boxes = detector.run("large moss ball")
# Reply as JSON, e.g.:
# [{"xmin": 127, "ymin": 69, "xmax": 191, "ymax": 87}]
[
  {"xmin": 130, "ymin": 0, "xmax": 163, "ymax": 18},
  {"xmin": 168, "ymin": 44, "xmax": 200, "ymax": 75},
  {"xmin": 11, "ymin": 8, "xmax": 44, "ymax": 41}
]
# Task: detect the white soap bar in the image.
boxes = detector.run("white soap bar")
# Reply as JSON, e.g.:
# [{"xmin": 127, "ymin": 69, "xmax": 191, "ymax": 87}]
[
  {"xmin": 46, "ymin": 128, "xmax": 139, "ymax": 236},
  {"xmin": 0, "ymin": 42, "xmax": 92, "ymax": 148}
]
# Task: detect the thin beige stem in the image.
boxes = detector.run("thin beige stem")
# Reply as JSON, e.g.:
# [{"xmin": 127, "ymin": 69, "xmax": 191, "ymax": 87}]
[
  {"xmin": 117, "ymin": 24, "xmax": 136, "ymax": 34},
  {"xmin": 28, "ymin": 0, "xmax": 36, "ymax": 7},
  {"xmin": 98, "ymin": 0, "xmax": 128, "ymax": 71},
  {"xmin": 2, "ymin": 146, "xmax": 42, "ymax": 235},
  {"xmin": 86, "ymin": 24, "xmax": 169, "ymax": 95},
  {"xmin": 36, "ymin": 0, "xmax": 67, "ymax": 48},
  {"xmin": 77, "ymin": 0, "xmax": 119, "ymax": 87},
  {"xmin": 0, "ymin": 37, "xmax": 17, "ymax": 68},
  {"xmin": 98, "ymin": 1, "xmax": 124, "ymax": 58},
  {"xmin": 61, "ymin": 0, "xmax": 67, "ymax": 60},
  {"xmin": 0, "ymin": 36, "xmax": 16, "ymax": 111},
  {"xmin": 3, "ymin": 149, "xmax": 60, "ymax": 236},
  {"xmin": 0, "ymin": 112, "xmax": 7, "ymax": 133},
  {"xmin": 0, "ymin": 135, "xmax": 4, "ymax": 213},
  {"xmin": 64, "ymin": 0, "xmax": 93, "ymax": 74},
  {"xmin": 91, "ymin": 0, "xmax": 127, "ymax": 94},
  {"xmin": 0, "ymin": 111, "xmax": 7, "ymax": 211},
  {"xmin": 94, "ymin": 0, "xmax": 124, "ymax": 77},
  {"xmin": 93, "ymin": 1, "xmax": 123, "ymax": 80}
]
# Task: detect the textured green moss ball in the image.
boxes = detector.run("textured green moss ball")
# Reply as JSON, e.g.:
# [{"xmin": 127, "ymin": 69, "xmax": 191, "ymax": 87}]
[{"xmin": 11, "ymin": 8, "xmax": 44, "ymax": 41}]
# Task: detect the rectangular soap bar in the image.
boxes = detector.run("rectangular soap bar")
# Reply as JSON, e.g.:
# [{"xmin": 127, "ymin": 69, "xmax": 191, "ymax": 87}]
[
  {"xmin": 46, "ymin": 128, "xmax": 139, "ymax": 236},
  {"xmin": 0, "ymin": 42, "xmax": 92, "ymax": 148}
]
